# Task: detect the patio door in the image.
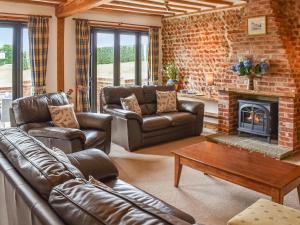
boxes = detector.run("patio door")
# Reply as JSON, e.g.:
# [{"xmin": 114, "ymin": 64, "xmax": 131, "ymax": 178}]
[
  {"xmin": 90, "ymin": 28, "xmax": 149, "ymax": 112},
  {"xmin": 0, "ymin": 22, "xmax": 31, "ymax": 127}
]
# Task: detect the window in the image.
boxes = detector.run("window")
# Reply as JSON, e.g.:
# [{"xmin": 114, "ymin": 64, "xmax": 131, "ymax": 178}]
[
  {"xmin": 90, "ymin": 28, "xmax": 149, "ymax": 112},
  {"xmin": 0, "ymin": 22, "xmax": 31, "ymax": 127}
]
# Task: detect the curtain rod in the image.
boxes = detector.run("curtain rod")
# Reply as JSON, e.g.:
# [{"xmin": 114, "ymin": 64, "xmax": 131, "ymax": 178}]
[
  {"xmin": 0, "ymin": 12, "xmax": 52, "ymax": 19},
  {"xmin": 72, "ymin": 18, "xmax": 161, "ymax": 29}
]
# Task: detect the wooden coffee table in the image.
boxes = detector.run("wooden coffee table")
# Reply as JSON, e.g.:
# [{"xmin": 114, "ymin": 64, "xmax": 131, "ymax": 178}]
[{"xmin": 172, "ymin": 141, "xmax": 300, "ymax": 204}]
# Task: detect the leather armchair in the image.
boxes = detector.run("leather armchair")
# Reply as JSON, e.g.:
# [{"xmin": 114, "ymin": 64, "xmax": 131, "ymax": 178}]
[
  {"xmin": 10, "ymin": 93, "xmax": 113, "ymax": 154},
  {"xmin": 101, "ymin": 86, "xmax": 205, "ymax": 151}
]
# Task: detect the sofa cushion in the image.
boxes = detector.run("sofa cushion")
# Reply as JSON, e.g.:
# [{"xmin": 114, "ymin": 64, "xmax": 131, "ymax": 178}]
[
  {"xmin": 156, "ymin": 91, "xmax": 178, "ymax": 113},
  {"xmin": 104, "ymin": 179, "xmax": 196, "ymax": 224},
  {"xmin": 142, "ymin": 115, "xmax": 172, "ymax": 132},
  {"xmin": 161, "ymin": 112, "xmax": 197, "ymax": 126},
  {"xmin": 83, "ymin": 130, "xmax": 106, "ymax": 149},
  {"xmin": 48, "ymin": 104, "xmax": 79, "ymax": 129},
  {"xmin": 0, "ymin": 128, "xmax": 84, "ymax": 200},
  {"xmin": 49, "ymin": 179, "xmax": 192, "ymax": 225},
  {"xmin": 120, "ymin": 94, "xmax": 142, "ymax": 116}
]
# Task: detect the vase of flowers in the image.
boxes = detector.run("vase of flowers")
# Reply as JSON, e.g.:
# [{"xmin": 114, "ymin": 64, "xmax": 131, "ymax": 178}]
[
  {"xmin": 163, "ymin": 62, "xmax": 179, "ymax": 87},
  {"xmin": 232, "ymin": 58, "xmax": 269, "ymax": 90}
]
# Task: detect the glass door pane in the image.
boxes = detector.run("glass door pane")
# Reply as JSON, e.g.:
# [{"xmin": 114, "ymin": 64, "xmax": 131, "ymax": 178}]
[
  {"xmin": 22, "ymin": 28, "xmax": 32, "ymax": 97},
  {"xmin": 96, "ymin": 32, "xmax": 114, "ymax": 112},
  {"xmin": 0, "ymin": 27, "xmax": 13, "ymax": 128},
  {"xmin": 141, "ymin": 35, "xmax": 149, "ymax": 85},
  {"xmin": 120, "ymin": 34, "xmax": 136, "ymax": 86}
]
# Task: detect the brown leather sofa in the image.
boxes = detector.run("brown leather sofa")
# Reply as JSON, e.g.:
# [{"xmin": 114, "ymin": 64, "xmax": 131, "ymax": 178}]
[
  {"xmin": 100, "ymin": 86, "xmax": 205, "ymax": 151},
  {"xmin": 0, "ymin": 128, "xmax": 197, "ymax": 225},
  {"xmin": 10, "ymin": 92, "xmax": 112, "ymax": 154}
]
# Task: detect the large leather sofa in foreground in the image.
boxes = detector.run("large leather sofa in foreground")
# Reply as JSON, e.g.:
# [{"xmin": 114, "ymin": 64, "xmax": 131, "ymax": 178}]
[
  {"xmin": 10, "ymin": 92, "xmax": 112, "ymax": 154},
  {"xmin": 101, "ymin": 85, "xmax": 205, "ymax": 151},
  {"xmin": 0, "ymin": 128, "xmax": 196, "ymax": 225}
]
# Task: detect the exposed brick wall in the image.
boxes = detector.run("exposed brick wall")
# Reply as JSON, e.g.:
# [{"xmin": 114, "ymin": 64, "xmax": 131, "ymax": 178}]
[
  {"xmin": 162, "ymin": 0, "xmax": 299, "ymax": 96},
  {"xmin": 218, "ymin": 91, "xmax": 238, "ymax": 134},
  {"xmin": 162, "ymin": 0, "xmax": 300, "ymax": 150}
]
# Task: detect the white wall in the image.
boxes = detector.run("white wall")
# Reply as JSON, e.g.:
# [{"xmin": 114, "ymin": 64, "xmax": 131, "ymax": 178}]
[
  {"xmin": 64, "ymin": 11, "xmax": 162, "ymax": 95},
  {"xmin": 0, "ymin": 1, "xmax": 57, "ymax": 93}
]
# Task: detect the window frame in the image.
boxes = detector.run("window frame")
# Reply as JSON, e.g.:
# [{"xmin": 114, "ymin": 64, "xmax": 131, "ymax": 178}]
[
  {"xmin": 0, "ymin": 21, "xmax": 27, "ymax": 100},
  {"xmin": 90, "ymin": 28, "xmax": 149, "ymax": 112}
]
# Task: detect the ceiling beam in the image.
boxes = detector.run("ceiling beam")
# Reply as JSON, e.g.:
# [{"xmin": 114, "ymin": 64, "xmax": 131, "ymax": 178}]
[
  {"xmin": 56, "ymin": 0, "xmax": 114, "ymax": 18},
  {"xmin": 0, "ymin": 0, "xmax": 65, "ymax": 6},
  {"xmin": 108, "ymin": 1, "xmax": 187, "ymax": 13},
  {"xmin": 169, "ymin": 0, "xmax": 229, "ymax": 7},
  {"xmin": 115, "ymin": 0, "xmax": 209, "ymax": 11},
  {"xmin": 94, "ymin": 6, "xmax": 172, "ymax": 16}
]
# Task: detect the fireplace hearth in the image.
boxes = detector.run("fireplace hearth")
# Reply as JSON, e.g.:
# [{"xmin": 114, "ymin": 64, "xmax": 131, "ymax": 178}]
[{"xmin": 238, "ymin": 99, "xmax": 278, "ymax": 143}]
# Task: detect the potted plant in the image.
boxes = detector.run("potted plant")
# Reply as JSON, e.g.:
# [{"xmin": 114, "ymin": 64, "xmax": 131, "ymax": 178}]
[{"xmin": 163, "ymin": 62, "xmax": 179, "ymax": 86}]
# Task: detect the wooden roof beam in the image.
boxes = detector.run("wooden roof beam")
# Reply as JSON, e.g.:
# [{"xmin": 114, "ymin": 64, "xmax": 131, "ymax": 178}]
[
  {"xmin": 115, "ymin": 0, "xmax": 207, "ymax": 11},
  {"xmin": 108, "ymin": 1, "xmax": 187, "ymax": 13},
  {"xmin": 56, "ymin": 0, "xmax": 114, "ymax": 18},
  {"xmin": 177, "ymin": 0, "xmax": 234, "ymax": 7},
  {"xmin": 95, "ymin": 5, "xmax": 174, "ymax": 16}
]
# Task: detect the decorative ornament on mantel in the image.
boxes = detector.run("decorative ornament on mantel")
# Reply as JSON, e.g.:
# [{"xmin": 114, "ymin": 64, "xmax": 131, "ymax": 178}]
[{"xmin": 231, "ymin": 58, "xmax": 269, "ymax": 90}]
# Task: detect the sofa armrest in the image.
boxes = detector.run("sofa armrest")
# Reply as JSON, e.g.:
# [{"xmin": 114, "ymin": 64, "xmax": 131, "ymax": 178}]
[
  {"xmin": 28, "ymin": 127, "xmax": 86, "ymax": 142},
  {"xmin": 178, "ymin": 100, "xmax": 205, "ymax": 115},
  {"xmin": 67, "ymin": 148, "xmax": 119, "ymax": 181},
  {"xmin": 76, "ymin": 112, "xmax": 112, "ymax": 131},
  {"xmin": 105, "ymin": 108, "xmax": 143, "ymax": 124}
]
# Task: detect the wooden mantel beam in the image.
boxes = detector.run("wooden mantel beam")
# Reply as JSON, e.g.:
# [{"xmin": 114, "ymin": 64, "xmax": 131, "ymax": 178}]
[{"xmin": 56, "ymin": 0, "xmax": 114, "ymax": 18}]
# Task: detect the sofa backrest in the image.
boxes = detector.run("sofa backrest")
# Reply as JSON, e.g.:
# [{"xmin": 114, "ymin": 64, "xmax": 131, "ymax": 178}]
[
  {"xmin": 101, "ymin": 85, "xmax": 175, "ymax": 115},
  {"xmin": 11, "ymin": 92, "xmax": 69, "ymax": 126},
  {"xmin": 0, "ymin": 128, "xmax": 84, "ymax": 200},
  {"xmin": 0, "ymin": 151, "xmax": 66, "ymax": 225}
]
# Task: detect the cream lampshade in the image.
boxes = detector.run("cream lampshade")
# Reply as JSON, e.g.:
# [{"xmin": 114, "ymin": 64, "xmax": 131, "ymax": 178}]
[
  {"xmin": 205, "ymin": 74, "xmax": 214, "ymax": 97},
  {"xmin": 205, "ymin": 74, "xmax": 214, "ymax": 86}
]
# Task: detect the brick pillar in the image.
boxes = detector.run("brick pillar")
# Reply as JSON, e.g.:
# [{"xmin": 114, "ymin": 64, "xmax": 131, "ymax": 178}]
[
  {"xmin": 278, "ymin": 96, "xmax": 300, "ymax": 150},
  {"xmin": 218, "ymin": 90, "xmax": 238, "ymax": 134}
]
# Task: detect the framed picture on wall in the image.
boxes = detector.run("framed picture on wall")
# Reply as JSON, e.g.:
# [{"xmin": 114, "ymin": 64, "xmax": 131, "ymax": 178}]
[{"xmin": 247, "ymin": 16, "xmax": 267, "ymax": 35}]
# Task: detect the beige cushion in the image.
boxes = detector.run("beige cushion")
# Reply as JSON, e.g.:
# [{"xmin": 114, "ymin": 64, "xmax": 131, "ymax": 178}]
[
  {"xmin": 156, "ymin": 90, "xmax": 178, "ymax": 113},
  {"xmin": 120, "ymin": 94, "xmax": 142, "ymax": 116},
  {"xmin": 227, "ymin": 199, "xmax": 300, "ymax": 225},
  {"xmin": 48, "ymin": 104, "xmax": 79, "ymax": 129}
]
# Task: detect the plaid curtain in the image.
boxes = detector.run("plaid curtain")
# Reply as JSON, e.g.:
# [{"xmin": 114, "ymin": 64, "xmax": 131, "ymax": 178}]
[
  {"xmin": 148, "ymin": 28, "xmax": 160, "ymax": 84},
  {"xmin": 28, "ymin": 16, "xmax": 49, "ymax": 95},
  {"xmin": 75, "ymin": 20, "xmax": 90, "ymax": 112}
]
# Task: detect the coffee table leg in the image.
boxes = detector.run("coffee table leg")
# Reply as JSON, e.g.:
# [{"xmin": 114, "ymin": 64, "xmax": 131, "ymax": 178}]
[
  {"xmin": 271, "ymin": 190, "xmax": 284, "ymax": 204},
  {"xmin": 174, "ymin": 155, "xmax": 182, "ymax": 188}
]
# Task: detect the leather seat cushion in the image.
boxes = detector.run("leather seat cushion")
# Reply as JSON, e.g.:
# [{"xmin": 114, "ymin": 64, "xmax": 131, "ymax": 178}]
[
  {"xmin": 83, "ymin": 130, "xmax": 106, "ymax": 149},
  {"xmin": 142, "ymin": 115, "xmax": 172, "ymax": 132},
  {"xmin": 160, "ymin": 112, "xmax": 196, "ymax": 126},
  {"xmin": 104, "ymin": 179, "xmax": 196, "ymax": 224},
  {"xmin": 0, "ymin": 128, "xmax": 84, "ymax": 200},
  {"xmin": 49, "ymin": 179, "xmax": 192, "ymax": 225}
]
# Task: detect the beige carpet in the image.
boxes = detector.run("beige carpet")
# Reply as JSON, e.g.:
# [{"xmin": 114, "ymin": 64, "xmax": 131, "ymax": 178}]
[{"xmin": 110, "ymin": 136, "xmax": 300, "ymax": 225}]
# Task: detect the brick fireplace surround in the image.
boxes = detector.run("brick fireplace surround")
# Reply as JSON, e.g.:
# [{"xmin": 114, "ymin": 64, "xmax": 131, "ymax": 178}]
[{"xmin": 162, "ymin": 0, "xmax": 300, "ymax": 151}]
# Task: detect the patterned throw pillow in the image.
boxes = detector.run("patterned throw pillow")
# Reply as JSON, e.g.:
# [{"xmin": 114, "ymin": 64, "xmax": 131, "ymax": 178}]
[
  {"xmin": 156, "ymin": 90, "xmax": 178, "ymax": 113},
  {"xmin": 120, "ymin": 94, "xmax": 142, "ymax": 116},
  {"xmin": 48, "ymin": 104, "xmax": 80, "ymax": 129}
]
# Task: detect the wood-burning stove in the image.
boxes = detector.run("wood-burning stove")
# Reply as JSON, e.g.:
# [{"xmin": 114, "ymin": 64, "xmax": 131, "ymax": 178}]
[{"xmin": 238, "ymin": 99, "xmax": 278, "ymax": 143}]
